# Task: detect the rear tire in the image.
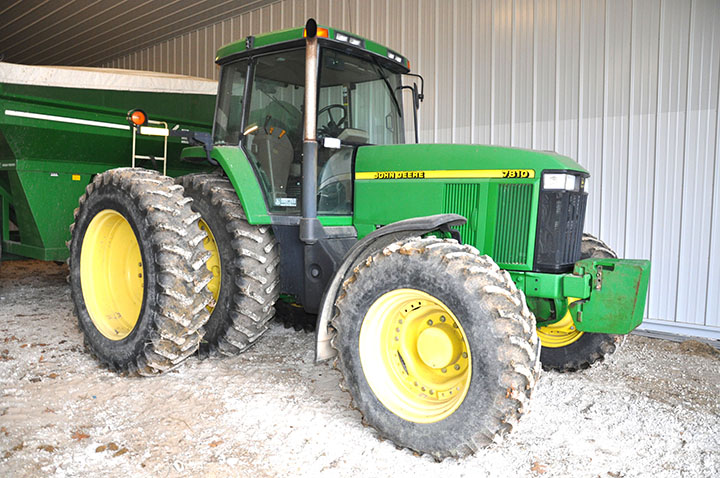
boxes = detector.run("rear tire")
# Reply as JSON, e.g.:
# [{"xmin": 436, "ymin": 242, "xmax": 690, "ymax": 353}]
[
  {"xmin": 332, "ymin": 237, "xmax": 540, "ymax": 459},
  {"xmin": 177, "ymin": 173, "xmax": 279, "ymax": 356},
  {"xmin": 69, "ymin": 168, "xmax": 213, "ymax": 375},
  {"xmin": 538, "ymin": 233, "xmax": 623, "ymax": 372}
]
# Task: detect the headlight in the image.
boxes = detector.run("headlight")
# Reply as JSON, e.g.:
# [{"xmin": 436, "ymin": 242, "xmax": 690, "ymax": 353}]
[{"xmin": 543, "ymin": 173, "xmax": 580, "ymax": 191}]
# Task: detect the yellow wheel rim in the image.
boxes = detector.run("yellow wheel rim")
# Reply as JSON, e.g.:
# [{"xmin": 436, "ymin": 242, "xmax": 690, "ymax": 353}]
[
  {"xmin": 537, "ymin": 299, "xmax": 584, "ymax": 348},
  {"xmin": 198, "ymin": 219, "xmax": 221, "ymax": 310},
  {"xmin": 359, "ymin": 289, "xmax": 471, "ymax": 424},
  {"xmin": 80, "ymin": 210, "xmax": 143, "ymax": 340}
]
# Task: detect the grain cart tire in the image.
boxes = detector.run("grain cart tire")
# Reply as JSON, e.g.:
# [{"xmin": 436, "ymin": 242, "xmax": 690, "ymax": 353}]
[
  {"xmin": 68, "ymin": 168, "xmax": 213, "ymax": 375},
  {"xmin": 332, "ymin": 237, "xmax": 540, "ymax": 460},
  {"xmin": 538, "ymin": 233, "xmax": 623, "ymax": 372},
  {"xmin": 177, "ymin": 173, "xmax": 279, "ymax": 356}
]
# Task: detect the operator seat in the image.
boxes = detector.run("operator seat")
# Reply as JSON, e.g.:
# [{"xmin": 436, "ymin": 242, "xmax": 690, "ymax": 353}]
[{"xmin": 251, "ymin": 126, "xmax": 294, "ymax": 204}]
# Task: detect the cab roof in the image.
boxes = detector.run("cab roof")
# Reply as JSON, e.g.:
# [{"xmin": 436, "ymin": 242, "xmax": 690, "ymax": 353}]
[{"xmin": 214, "ymin": 25, "xmax": 410, "ymax": 72}]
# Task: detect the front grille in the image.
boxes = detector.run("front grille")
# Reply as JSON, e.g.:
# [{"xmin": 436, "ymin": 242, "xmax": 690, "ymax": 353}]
[
  {"xmin": 534, "ymin": 189, "xmax": 587, "ymax": 272},
  {"xmin": 494, "ymin": 184, "xmax": 533, "ymax": 265},
  {"xmin": 443, "ymin": 183, "xmax": 479, "ymax": 245}
]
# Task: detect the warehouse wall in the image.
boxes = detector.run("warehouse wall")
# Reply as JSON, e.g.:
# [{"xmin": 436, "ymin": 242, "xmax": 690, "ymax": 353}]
[{"xmin": 104, "ymin": 0, "xmax": 720, "ymax": 339}]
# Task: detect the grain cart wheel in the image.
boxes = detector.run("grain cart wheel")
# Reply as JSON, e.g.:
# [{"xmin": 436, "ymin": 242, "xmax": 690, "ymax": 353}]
[
  {"xmin": 332, "ymin": 237, "xmax": 540, "ymax": 459},
  {"xmin": 538, "ymin": 233, "xmax": 623, "ymax": 372},
  {"xmin": 68, "ymin": 168, "xmax": 213, "ymax": 375},
  {"xmin": 177, "ymin": 173, "xmax": 279, "ymax": 356}
]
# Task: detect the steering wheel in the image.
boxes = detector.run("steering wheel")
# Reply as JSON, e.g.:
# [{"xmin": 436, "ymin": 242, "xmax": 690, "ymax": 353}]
[{"xmin": 318, "ymin": 104, "xmax": 347, "ymax": 138}]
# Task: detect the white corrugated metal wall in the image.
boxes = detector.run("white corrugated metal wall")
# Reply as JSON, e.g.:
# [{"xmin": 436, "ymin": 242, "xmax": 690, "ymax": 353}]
[{"xmin": 104, "ymin": 0, "xmax": 720, "ymax": 339}]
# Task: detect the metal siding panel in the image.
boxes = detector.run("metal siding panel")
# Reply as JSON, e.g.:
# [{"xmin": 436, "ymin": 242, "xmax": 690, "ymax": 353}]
[
  {"xmin": 651, "ymin": 0, "xmax": 686, "ymax": 319},
  {"xmin": 600, "ymin": 0, "xmax": 631, "ymax": 256},
  {"xmin": 625, "ymin": 0, "xmax": 659, "ymax": 263},
  {"xmin": 471, "ymin": 0, "xmax": 493, "ymax": 144},
  {"xmin": 355, "ymin": 0, "xmax": 372, "ymax": 44},
  {"xmin": 191, "ymin": 30, "xmax": 199, "ymax": 77},
  {"xmin": 708, "ymin": 49, "xmax": 720, "ymax": 327},
  {"xmin": 492, "ymin": 0, "xmax": 513, "ymax": 146},
  {"xmin": 220, "ymin": 18, "xmax": 230, "ymax": 49},
  {"xmin": 676, "ymin": 0, "xmax": 720, "ymax": 325},
  {"xmin": 152, "ymin": 44, "xmax": 160, "ymax": 72},
  {"xmin": 313, "ymin": 0, "xmax": 326, "ymax": 24},
  {"xmin": 232, "ymin": 15, "xmax": 242, "ymax": 42},
  {"xmin": 386, "ymin": 0, "xmax": 403, "ymax": 53},
  {"xmin": 401, "ymin": 0, "xmax": 420, "ymax": 142},
  {"xmin": 369, "ymin": 0, "xmax": 386, "ymax": 46},
  {"xmin": 453, "ymin": 0, "xmax": 473, "ymax": 144},
  {"xmin": 435, "ymin": 1, "xmax": 453, "ymax": 143},
  {"xmin": 173, "ymin": 37, "xmax": 179, "ymax": 74},
  {"xmin": 512, "ymin": 0, "xmax": 533, "ymax": 148},
  {"xmin": 533, "ymin": 0, "xmax": 557, "ymax": 151},
  {"xmin": 417, "ymin": 0, "xmax": 436, "ymax": 142},
  {"xmin": 554, "ymin": 0, "xmax": 581, "ymax": 162},
  {"xmin": 281, "ymin": 0, "xmax": 294, "ymax": 27},
  {"xmin": 260, "ymin": 4, "xmax": 271, "ymax": 33},
  {"xmin": 577, "ymin": 0, "xmax": 605, "ymax": 237},
  {"xmin": 269, "ymin": 2, "xmax": 283, "ymax": 30},
  {"xmin": 183, "ymin": 33, "xmax": 191, "ymax": 76},
  {"xmin": 326, "ymin": 0, "xmax": 339, "ymax": 24},
  {"xmin": 293, "ymin": 0, "xmax": 304, "ymax": 27},
  {"xmin": 241, "ymin": 12, "xmax": 251, "ymax": 39}
]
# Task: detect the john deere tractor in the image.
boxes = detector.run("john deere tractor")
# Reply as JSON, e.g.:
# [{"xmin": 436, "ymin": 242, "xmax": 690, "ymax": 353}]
[{"xmin": 68, "ymin": 20, "xmax": 650, "ymax": 459}]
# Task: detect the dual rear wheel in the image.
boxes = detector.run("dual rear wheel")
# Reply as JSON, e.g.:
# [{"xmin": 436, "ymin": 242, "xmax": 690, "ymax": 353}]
[
  {"xmin": 69, "ymin": 169, "xmax": 279, "ymax": 374},
  {"xmin": 69, "ymin": 168, "xmax": 213, "ymax": 375}
]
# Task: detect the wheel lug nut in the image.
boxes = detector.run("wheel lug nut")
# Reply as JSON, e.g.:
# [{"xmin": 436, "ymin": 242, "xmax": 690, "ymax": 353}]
[
  {"xmin": 394, "ymin": 336, "xmax": 399, "ymax": 341},
  {"xmin": 440, "ymin": 316, "xmax": 446, "ymax": 322},
  {"xmin": 441, "ymin": 368, "xmax": 447, "ymax": 373},
  {"xmin": 429, "ymin": 390, "xmax": 434, "ymax": 395},
  {"xmin": 454, "ymin": 364, "xmax": 461, "ymax": 371},
  {"xmin": 462, "ymin": 352, "xmax": 468, "ymax": 359},
  {"xmin": 427, "ymin": 320, "xmax": 433, "ymax": 326}
]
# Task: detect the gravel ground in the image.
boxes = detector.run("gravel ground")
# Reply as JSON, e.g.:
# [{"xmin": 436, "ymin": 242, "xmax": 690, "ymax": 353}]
[{"xmin": 0, "ymin": 259, "xmax": 719, "ymax": 478}]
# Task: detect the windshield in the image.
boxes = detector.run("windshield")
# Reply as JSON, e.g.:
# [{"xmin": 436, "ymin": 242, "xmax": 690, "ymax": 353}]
[{"xmin": 318, "ymin": 48, "xmax": 405, "ymax": 145}]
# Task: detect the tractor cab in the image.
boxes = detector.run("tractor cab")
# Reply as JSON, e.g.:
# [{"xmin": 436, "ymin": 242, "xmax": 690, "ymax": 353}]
[{"xmin": 212, "ymin": 23, "xmax": 409, "ymax": 220}]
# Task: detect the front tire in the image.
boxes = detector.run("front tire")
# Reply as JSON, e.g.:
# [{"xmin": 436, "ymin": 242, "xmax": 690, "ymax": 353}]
[
  {"xmin": 177, "ymin": 173, "xmax": 280, "ymax": 356},
  {"xmin": 538, "ymin": 233, "xmax": 623, "ymax": 372},
  {"xmin": 69, "ymin": 168, "xmax": 213, "ymax": 375},
  {"xmin": 332, "ymin": 237, "xmax": 540, "ymax": 459}
]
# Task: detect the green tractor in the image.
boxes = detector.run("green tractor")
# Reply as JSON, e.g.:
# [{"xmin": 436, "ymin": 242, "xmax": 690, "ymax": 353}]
[{"xmin": 68, "ymin": 20, "xmax": 650, "ymax": 459}]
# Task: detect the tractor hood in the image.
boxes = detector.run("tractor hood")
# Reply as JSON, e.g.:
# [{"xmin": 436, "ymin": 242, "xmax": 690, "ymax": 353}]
[{"xmin": 354, "ymin": 143, "xmax": 587, "ymax": 177}]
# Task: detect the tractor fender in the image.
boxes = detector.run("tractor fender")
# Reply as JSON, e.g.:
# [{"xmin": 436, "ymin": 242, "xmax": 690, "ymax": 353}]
[{"xmin": 314, "ymin": 213, "xmax": 466, "ymax": 362}]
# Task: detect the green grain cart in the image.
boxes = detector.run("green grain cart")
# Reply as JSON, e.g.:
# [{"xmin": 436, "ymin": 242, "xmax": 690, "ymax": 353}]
[{"xmin": 1, "ymin": 20, "xmax": 650, "ymax": 459}]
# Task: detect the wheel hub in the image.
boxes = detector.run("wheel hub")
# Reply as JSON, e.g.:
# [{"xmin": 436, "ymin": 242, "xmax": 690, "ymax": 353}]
[
  {"xmin": 416, "ymin": 327, "xmax": 456, "ymax": 369},
  {"xmin": 359, "ymin": 289, "xmax": 471, "ymax": 424}
]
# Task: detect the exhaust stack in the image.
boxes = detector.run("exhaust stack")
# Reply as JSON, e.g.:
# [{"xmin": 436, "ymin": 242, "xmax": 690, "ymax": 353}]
[{"xmin": 300, "ymin": 18, "xmax": 324, "ymax": 244}]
